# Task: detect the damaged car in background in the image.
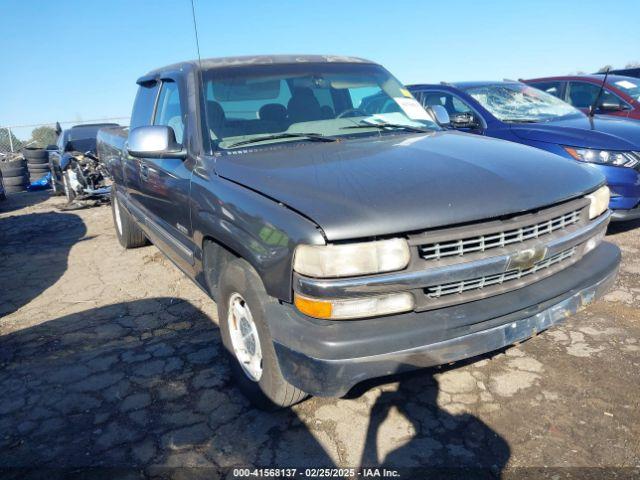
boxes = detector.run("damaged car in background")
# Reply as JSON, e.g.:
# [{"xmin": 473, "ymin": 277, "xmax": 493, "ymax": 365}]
[
  {"xmin": 98, "ymin": 55, "xmax": 620, "ymax": 409},
  {"xmin": 50, "ymin": 122, "xmax": 118, "ymax": 208}
]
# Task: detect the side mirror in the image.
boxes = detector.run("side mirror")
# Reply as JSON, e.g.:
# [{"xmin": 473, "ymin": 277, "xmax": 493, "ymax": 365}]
[
  {"xmin": 597, "ymin": 101, "xmax": 626, "ymax": 112},
  {"xmin": 450, "ymin": 112, "xmax": 481, "ymax": 129},
  {"xmin": 427, "ymin": 105, "xmax": 450, "ymax": 127},
  {"xmin": 46, "ymin": 144, "xmax": 58, "ymax": 150},
  {"xmin": 127, "ymin": 125, "xmax": 186, "ymax": 159}
]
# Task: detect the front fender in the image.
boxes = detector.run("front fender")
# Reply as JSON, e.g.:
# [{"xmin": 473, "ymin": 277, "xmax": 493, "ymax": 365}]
[{"xmin": 190, "ymin": 169, "xmax": 325, "ymax": 302}]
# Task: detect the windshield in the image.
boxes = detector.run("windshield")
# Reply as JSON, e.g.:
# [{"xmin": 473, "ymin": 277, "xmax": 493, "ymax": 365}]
[
  {"xmin": 202, "ymin": 63, "xmax": 439, "ymax": 149},
  {"xmin": 612, "ymin": 78, "xmax": 640, "ymax": 101},
  {"xmin": 464, "ymin": 83, "xmax": 581, "ymax": 122}
]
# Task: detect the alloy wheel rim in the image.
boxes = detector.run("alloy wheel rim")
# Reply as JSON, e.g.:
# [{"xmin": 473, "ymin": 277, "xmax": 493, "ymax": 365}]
[{"xmin": 227, "ymin": 293, "xmax": 263, "ymax": 381}]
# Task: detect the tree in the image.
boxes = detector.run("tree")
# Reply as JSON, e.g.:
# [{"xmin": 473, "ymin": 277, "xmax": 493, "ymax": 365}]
[
  {"xmin": 0, "ymin": 128, "xmax": 24, "ymax": 154},
  {"xmin": 597, "ymin": 65, "xmax": 613, "ymax": 73},
  {"xmin": 30, "ymin": 125, "xmax": 58, "ymax": 148},
  {"xmin": 625, "ymin": 61, "xmax": 640, "ymax": 68}
]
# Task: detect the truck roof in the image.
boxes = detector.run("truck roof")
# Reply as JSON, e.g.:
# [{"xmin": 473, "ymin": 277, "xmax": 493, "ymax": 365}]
[{"xmin": 138, "ymin": 55, "xmax": 375, "ymax": 84}]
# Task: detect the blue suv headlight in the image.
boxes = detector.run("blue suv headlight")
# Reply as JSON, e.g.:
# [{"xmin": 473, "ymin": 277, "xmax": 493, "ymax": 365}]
[{"xmin": 563, "ymin": 147, "xmax": 639, "ymax": 168}]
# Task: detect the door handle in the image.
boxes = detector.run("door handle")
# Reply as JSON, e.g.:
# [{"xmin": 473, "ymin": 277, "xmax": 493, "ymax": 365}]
[{"xmin": 139, "ymin": 163, "xmax": 149, "ymax": 181}]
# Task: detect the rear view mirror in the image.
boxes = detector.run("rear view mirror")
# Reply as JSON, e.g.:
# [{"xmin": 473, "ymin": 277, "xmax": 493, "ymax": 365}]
[
  {"xmin": 427, "ymin": 105, "xmax": 450, "ymax": 127},
  {"xmin": 450, "ymin": 112, "xmax": 481, "ymax": 129},
  {"xmin": 127, "ymin": 126, "xmax": 186, "ymax": 159}
]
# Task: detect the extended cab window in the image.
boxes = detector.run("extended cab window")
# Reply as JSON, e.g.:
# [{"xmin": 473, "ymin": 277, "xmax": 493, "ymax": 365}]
[
  {"xmin": 154, "ymin": 81, "xmax": 185, "ymax": 144},
  {"xmin": 567, "ymin": 81, "xmax": 624, "ymax": 109},
  {"xmin": 130, "ymin": 82, "xmax": 159, "ymax": 130}
]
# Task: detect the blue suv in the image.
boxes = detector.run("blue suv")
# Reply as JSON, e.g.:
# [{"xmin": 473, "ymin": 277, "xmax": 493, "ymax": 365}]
[{"xmin": 408, "ymin": 82, "xmax": 640, "ymax": 221}]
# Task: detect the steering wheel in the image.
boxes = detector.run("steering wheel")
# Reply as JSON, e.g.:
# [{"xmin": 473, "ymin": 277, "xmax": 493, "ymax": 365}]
[{"xmin": 337, "ymin": 108, "xmax": 367, "ymax": 119}]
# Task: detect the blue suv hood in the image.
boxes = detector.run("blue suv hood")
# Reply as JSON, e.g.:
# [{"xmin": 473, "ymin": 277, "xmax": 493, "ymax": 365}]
[
  {"xmin": 216, "ymin": 132, "xmax": 604, "ymax": 240},
  {"xmin": 511, "ymin": 115, "xmax": 640, "ymax": 150}
]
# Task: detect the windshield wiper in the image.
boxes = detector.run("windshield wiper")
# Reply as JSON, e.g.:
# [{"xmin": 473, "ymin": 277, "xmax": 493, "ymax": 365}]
[
  {"xmin": 225, "ymin": 132, "xmax": 336, "ymax": 148},
  {"xmin": 341, "ymin": 122, "xmax": 432, "ymax": 133}
]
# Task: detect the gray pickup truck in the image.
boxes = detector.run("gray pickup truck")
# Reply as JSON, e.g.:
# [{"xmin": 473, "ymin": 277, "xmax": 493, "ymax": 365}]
[{"xmin": 98, "ymin": 55, "xmax": 620, "ymax": 409}]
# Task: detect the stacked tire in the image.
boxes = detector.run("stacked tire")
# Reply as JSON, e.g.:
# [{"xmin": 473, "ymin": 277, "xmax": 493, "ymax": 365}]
[
  {"xmin": 23, "ymin": 147, "xmax": 50, "ymax": 184},
  {"xmin": 0, "ymin": 158, "xmax": 29, "ymax": 194}
]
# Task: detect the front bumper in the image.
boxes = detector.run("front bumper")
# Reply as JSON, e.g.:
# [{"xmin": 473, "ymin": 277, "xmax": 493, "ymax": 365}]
[
  {"xmin": 611, "ymin": 203, "xmax": 640, "ymax": 221},
  {"xmin": 269, "ymin": 242, "xmax": 620, "ymax": 397},
  {"xmin": 595, "ymin": 163, "xmax": 640, "ymax": 217}
]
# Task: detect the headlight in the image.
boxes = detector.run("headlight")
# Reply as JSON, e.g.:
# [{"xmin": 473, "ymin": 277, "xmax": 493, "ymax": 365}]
[
  {"xmin": 564, "ymin": 147, "xmax": 639, "ymax": 168},
  {"xmin": 294, "ymin": 292, "xmax": 415, "ymax": 320},
  {"xmin": 293, "ymin": 238, "xmax": 410, "ymax": 278},
  {"xmin": 585, "ymin": 185, "xmax": 610, "ymax": 219}
]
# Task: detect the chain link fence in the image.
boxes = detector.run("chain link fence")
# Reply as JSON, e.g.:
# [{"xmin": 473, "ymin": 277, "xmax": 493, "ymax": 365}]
[{"xmin": 0, "ymin": 118, "xmax": 129, "ymax": 158}]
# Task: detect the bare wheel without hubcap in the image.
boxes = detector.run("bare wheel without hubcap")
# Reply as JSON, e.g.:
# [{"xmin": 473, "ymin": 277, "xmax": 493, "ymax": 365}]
[
  {"xmin": 227, "ymin": 293, "xmax": 263, "ymax": 381},
  {"xmin": 113, "ymin": 196, "xmax": 123, "ymax": 235}
]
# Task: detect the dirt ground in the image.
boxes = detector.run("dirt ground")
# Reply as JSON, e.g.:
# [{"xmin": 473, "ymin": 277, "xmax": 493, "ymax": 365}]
[{"xmin": 1, "ymin": 191, "xmax": 639, "ymax": 478}]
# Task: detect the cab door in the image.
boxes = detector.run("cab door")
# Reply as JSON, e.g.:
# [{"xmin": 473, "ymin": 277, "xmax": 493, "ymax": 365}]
[
  {"xmin": 124, "ymin": 80, "xmax": 159, "ymax": 213},
  {"xmin": 136, "ymin": 79, "xmax": 195, "ymax": 273}
]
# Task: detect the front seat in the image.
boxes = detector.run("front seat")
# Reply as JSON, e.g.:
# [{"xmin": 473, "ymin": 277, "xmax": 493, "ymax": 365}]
[
  {"xmin": 424, "ymin": 94, "xmax": 444, "ymax": 108},
  {"xmin": 206, "ymin": 100, "xmax": 227, "ymax": 137},
  {"xmin": 287, "ymin": 87, "xmax": 323, "ymax": 123},
  {"xmin": 259, "ymin": 103, "xmax": 288, "ymax": 123}
]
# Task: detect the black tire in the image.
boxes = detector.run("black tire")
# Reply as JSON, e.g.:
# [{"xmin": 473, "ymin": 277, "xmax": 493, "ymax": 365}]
[
  {"xmin": 27, "ymin": 158, "xmax": 49, "ymax": 165},
  {"xmin": 111, "ymin": 188, "xmax": 147, "ymax": 248},
  {"xmin": 0, "ymin": 158, "xmax": 27, "ymax": 171},
  {"xmin": 1, "ymin": 158, "xmax": 27, "ymax": 168},
  {"xmin": 2, "ymin": 175, "xmax": 29, "ymax": 186},
  {"xmin": 22, "ymin": 148, "xmax": 48, "ymax": 161},
  {"xmin": 217, "ymin": 258, "xmax": 307, "ymax": 409},
  {"xmin": 4, "ymin": 185, "xmax": 27, "ymax": 193},
  {"xmin": 28, "ymin": 163, "xmax": 49, "ymax": 169},
  {"xmin": 0, "ymin": 167, "xmax": 26, "ymax": 177}
]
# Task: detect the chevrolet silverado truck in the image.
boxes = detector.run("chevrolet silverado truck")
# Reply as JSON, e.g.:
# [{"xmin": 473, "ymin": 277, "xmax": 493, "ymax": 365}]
[{"xmin": 98, "ymin": 55, "xmax": 620, "ymax": 409}]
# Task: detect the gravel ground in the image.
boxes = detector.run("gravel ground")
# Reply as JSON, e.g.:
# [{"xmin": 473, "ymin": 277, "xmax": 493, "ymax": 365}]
[{"xmin": 0, "ymin": 191, "xmax": 639, "ymax": 477}]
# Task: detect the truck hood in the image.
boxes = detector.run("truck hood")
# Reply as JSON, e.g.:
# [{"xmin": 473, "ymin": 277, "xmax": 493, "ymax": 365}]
[
  {"xmin": 510, "ymin": 115, "xmax": 640, "ymax": 150},
  {"xmin": 215, "ymin": 132, "xmax": 604, "ymax": 240}
]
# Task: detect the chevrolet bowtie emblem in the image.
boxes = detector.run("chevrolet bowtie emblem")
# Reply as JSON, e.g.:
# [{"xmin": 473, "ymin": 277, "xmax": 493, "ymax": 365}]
[{"xmin": 508, "ymin": 245, "xmax": 547, "ymax": 271}]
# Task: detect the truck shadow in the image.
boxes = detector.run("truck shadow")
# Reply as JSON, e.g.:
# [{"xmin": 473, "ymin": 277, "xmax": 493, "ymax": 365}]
[
  {"xmin": 353, "ymin": 367, "xmax": 510, "ymax": 474},
  {"xmin": 0, "ymin": 211, "xmax": 87, "ymax": 316},
  {"xmin": 0, "ymin": 298, "xmax": 509, "ymax": 477}
]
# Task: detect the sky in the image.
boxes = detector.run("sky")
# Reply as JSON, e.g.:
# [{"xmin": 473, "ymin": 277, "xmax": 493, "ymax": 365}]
[{"xmin": 2, "ymin": 0, "xmax": 639, "ymax": 138}]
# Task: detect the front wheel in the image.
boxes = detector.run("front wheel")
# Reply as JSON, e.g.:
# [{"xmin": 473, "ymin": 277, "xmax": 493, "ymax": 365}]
[
  {"xmin": 111, "ymin": 188, "xmax": 147, "ymax": 249},
  {"xmin": 217, "ymin": 258, "xmax": 307, "ymax": 409}
]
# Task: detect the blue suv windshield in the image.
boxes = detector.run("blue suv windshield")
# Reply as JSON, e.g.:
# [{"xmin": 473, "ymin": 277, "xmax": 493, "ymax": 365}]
[
  {"xmin": 465, "ymin": 83, "xmax": 582, "ymax": 123},
  {"xmin": 202, "ymin": 63, "xmax": 440, "ymax": 149}
]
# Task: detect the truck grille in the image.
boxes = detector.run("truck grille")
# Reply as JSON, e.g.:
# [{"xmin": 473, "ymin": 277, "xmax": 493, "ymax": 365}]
[
  {"xmin": 419, "ymin": 209, "xmax": 581, "ymax": 261},
  {"xmin": 425, "ymin": 247, "xmax": 576, "ymax": 299}
]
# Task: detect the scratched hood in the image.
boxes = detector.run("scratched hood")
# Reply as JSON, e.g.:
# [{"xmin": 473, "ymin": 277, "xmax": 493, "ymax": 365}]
[
  {"xmin": 215, "ymin": 132, "xmax": 604, "ymax": 240},
  {"xmin": 511, "ymin": 114, "xmax": 640, "ymax": 150}
]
